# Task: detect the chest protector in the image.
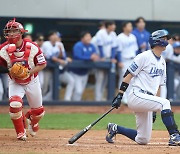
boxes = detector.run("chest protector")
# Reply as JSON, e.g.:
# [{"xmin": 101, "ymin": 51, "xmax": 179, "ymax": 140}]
[{"xmin": 0, "ymin": 42, "xmax": 39, "ymax": 85}]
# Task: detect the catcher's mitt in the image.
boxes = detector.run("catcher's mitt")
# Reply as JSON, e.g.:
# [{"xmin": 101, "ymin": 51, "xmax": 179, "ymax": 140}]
[{"xmin": 10, "ymin": 63, "xmax": 30, "ymax": 80}]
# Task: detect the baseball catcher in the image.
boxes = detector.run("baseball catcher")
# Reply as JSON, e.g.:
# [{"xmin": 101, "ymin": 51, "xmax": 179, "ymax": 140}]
[{"xmin": 0, "ymin": 18, "xmax": 47, "ymax": 140}]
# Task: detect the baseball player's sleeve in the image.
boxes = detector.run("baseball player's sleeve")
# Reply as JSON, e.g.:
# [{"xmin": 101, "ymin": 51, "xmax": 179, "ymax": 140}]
[
  {"xmin": 34, "ymin": 48, "xmax": 47, "ymax": 66},
  {"xmin": 111, "ymin": 47, "xmax": 116, "ymax": 59},
  {"xmin": 128, "ymin": 54, "xmax": 145, "ymax": 76},
  {"xmin": 160, "ymin": 61, "xmax": 166, "ymax": 86}
]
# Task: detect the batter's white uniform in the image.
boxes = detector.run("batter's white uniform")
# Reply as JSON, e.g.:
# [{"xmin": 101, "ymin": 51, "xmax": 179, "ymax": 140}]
[
  {"xmin": 117, "ymin": 33, "xmax": 138, "ymax": 103},
  {"xmin": 94, "ymin": 29, "xmax": 117, "ymax": 101},
  {"xmin": 127, "ymin": 50, "xmax": 171, "ymax": 144}
]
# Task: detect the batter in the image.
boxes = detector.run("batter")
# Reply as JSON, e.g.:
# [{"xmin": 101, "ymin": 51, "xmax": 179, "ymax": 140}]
[{"xmin": 106, "ymin": 30, "xmax": 180, "ymax": 146}]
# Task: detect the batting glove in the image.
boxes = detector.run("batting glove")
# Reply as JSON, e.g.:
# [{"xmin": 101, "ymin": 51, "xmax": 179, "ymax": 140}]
[{"xmin": 112, "ymin": 93, "xmax": 123, "ymax": 109}]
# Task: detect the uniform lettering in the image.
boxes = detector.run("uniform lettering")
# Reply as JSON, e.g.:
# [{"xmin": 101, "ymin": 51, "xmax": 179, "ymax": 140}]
[
  {"xmin": 37, "ymin": 53, "xmax": 46, "ymax": 63},
  {"xmin": 149, "ymin": 67, "xmax": 164, "ymax": 78}
]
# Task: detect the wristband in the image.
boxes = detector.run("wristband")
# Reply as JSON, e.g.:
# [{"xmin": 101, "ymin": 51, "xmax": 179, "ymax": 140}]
[{"xmin": 120, "ymin": 82, "xmax": 129, "ymax": 92}]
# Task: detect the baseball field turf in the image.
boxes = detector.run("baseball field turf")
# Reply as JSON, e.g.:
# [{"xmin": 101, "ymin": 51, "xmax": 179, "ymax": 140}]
[{"xmin": 1, "ymin": 113, "xmax": 180, "ymax": 130}]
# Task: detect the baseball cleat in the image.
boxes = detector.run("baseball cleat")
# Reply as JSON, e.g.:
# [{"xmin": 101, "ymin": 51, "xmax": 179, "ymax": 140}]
[
  {"xmin": 17, "ymin": 129, "xmax": 27, "ymax": 141},
  {"xmin": 169, "ymin": 133, "xmax": 180, "ymax": 146},
  {"xmin": 27, "ymin": 119, "xmax": 36, "ymax": 137},
  {"xmin": 106, "ymin": 123, "xmax": 118, "ymax": 143}
]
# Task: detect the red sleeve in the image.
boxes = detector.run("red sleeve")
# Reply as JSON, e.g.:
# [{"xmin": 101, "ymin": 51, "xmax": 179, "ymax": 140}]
[{"xmin": 34, "ymin": 46, "xmax": 47, "ymax": 66}]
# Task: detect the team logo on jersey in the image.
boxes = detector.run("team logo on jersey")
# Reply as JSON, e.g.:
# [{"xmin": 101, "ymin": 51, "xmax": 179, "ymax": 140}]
[
  {"xmin": 149, "ymin": 67, "xmax": 164, "ymax": 78},
  {"xmin": 129, "ymin": 62, "xmax": 138, "ymax": 72},
  {"xmin": 37, "ymin": 53, "xmax": 45, "ymax": 63}
]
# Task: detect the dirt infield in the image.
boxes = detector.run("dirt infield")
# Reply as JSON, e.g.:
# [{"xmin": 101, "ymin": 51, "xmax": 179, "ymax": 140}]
[
  {"xmin": 0, "ymin": 129, "xmax": 179, "ymax": 154},
  {"xmin": 1, "ymin": 105, "xmax": 180, "ymax": 114},
  {"xmin": 1, "ymin": 106, "xmax": 180, "ymax": 153}
]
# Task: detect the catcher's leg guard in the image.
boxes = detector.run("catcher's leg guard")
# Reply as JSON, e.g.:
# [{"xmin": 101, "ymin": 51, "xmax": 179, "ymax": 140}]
[
  {"xmin": 9, "ymin": 96, "xmax": 26, "ymax": 140},
  {"xmin": 25, "ymin": 106, "xmax": 45, "ymax": 136}
]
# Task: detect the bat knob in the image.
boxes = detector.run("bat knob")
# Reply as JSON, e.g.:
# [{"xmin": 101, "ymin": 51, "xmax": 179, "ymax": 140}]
[{"xmin": 68, "ymin": 139, "xmax": 74, "ymax": 144}]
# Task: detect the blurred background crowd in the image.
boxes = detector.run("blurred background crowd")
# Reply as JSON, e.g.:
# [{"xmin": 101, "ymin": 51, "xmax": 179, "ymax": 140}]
[{"xmin": 1, "ymin": 17, "xmax": 180, "ymax": 102}]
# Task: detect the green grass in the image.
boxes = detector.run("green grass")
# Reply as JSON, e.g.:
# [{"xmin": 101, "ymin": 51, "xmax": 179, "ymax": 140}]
[{"xmin": 1, "ymin": 113, "xmax": 180, "ymax": 130}]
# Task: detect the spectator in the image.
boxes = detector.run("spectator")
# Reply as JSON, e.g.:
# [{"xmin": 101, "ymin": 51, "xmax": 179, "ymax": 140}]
[
  {"xmin": 161, "ymin": 33, "xmax": 180, "ymax": 98},
  {"xmin": 171, "ymin": 42, "xmax": 180, "ymax": 99},
  {"xmin": 35, "ymin": 33, "xmax": 44, "ymax": 47},
  {"xmin": 24, "ymin": 33, "xmax": 33, "ymax": 41},
  {"xmin": 42, "ymin": 31, "xmax": 74, "ymax": 101},
  {"xmin": 56, "ymin": 32, "xmax": 75, "ymax": 101},
  {"xmin": 132, "ymin": 17, "xmax": 150, "ymax": 54},
  {"xmin": 91, "ymin": 21, "xmax": 105, "ymax": 54},
  {"xmin": 35, "ymin": 33, "xmax": 45, "ymax": 88},
  {"xmin": 172, "ymin": 33, "xmax": 180, "ymax": 41},
  {"xmin": 94, "ymin": 20, "xmax": 117, "ymax": 101},
  {"xmin": 117, "ymin": 21, "xmax": 138, "ymax": 104},
  {"xmin": 70, "ymin": 31, "xmax": 99, "ymax": 101}
]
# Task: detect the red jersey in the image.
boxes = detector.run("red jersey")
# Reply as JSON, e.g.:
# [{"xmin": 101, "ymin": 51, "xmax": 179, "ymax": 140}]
[{"xmin": 0, "ymin": 39, "xmax": 46, "ymax": 85}]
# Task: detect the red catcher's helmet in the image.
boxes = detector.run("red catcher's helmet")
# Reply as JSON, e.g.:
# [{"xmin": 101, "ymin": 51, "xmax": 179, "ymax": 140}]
[{"xmin": 3, "ymin": 18, "xmax": 28, "ymax": 44}]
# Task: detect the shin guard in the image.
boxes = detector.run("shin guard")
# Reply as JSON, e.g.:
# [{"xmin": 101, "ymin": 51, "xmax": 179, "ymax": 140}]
[
  {"xmin": 161, "ymin": 109, "xmax": 179, "ymax": 135},
  {"xmin": 9, "ymin": 96, "xmax": 25, "ymax": 138},
  {"xmin": 25, "ymin": 106, "xmax": 45, "ymax": 132}
]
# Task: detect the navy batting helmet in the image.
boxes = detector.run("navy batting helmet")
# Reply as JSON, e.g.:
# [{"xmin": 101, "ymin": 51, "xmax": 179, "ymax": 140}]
[{"xmin": 149, "ymin": 30, "xmax": 170, "ymax": 48}]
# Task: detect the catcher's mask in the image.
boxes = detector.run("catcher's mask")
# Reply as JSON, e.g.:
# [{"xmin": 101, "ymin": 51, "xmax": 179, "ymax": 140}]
[{"xmin": 3, "ymin": 18, "xmax": 28, "ymax": 44}]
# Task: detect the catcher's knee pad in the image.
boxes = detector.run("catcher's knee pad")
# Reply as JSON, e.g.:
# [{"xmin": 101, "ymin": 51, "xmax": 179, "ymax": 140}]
[
  {"xmin": 9, "ymin": 96, "xmax": 25, "ymax": 137},
  {"xmin": 9, "ymin": 96, "xmax": 23, "ymax": 119}
]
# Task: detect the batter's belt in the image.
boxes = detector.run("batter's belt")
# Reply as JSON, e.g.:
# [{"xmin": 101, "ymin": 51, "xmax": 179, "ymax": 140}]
[{"xmin": 139, "ymin": 89, "xmax": 153, "ymax": 96}]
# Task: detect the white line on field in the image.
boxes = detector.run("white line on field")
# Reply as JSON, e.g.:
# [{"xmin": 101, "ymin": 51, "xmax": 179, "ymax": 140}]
[{"xmin": 65, "ymin": 143, "xmax": 169, "ymax": 148}]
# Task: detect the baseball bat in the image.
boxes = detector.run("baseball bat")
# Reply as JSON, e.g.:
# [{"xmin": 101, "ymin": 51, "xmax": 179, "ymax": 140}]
[{"xmin": 68, "ymin": 106, "xmax": 116, "ymax": 144}]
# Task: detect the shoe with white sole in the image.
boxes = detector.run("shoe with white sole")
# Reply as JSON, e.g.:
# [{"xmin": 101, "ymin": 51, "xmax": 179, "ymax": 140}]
[
  {"xmin": 27, "ymin": 119, "xmax": 36, "ymax": 137},
  {"xmin": 169, "ymin": 133, "xmax": 180, "ymax": 146},
  {"xmin": 106, "ymin": 123, "xmax": 118, "ymax": 143},
  {"xmin": 17, "ymin": 129, "xmax": 27, "ymax": 141}
]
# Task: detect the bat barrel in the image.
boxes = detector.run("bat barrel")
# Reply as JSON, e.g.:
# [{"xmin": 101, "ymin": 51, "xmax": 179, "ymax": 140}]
[{"xmin": 68, "ymin": 107, "xmax": 115, "ymax": 144}]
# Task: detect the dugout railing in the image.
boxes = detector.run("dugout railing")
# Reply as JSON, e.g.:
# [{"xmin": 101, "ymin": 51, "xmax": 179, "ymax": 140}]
[{"xmin": 0, "ymin": 60, "xmax": 180, "ymax": 106}]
